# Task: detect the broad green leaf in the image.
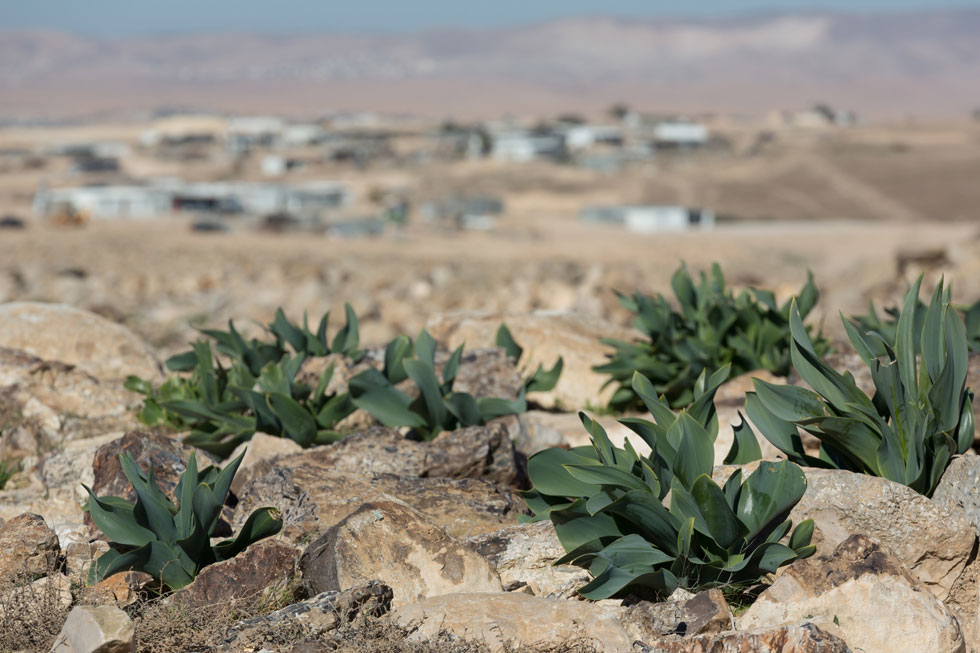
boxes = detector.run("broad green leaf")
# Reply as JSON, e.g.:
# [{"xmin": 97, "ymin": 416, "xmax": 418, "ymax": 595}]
[
  {"xmin": 736, "ymin": 460, "xmax": 807, "ymax": 541},
  {"xmin": 495, "ymin": 324, "xmax": 523, "ymax": 361}
]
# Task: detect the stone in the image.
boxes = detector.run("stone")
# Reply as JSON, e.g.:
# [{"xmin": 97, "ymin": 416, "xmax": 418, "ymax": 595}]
[
  {"xmin": 170, "ymin": 541, "xmax": 300, "ymax": 608},
  {"xmin": 464, "ymin": 520, "xmax": 590, "ymax": 597},
  {"xmin": 220, "ymin": 581, "xmax": 392, "ymax": 651},
  {"xmin": 450, "ymin": 347, "xmax": 524, "ymax": 401},
  {"xmin": 90, "ymin": 431, "xmax": 191, "ymax": 505},
  {"xmin": 0, "ymin": 512, "xmax": 59, "ymax": 583},
  {"xmin": 427, "ymin": 310, "xmax": 640, "ymax": 410},
  {"xmin": 0, "ymin": 347, "xmax": 141, "ymax": 457},
  {"xmin": 0, "ymin": 302, "xmax": 162, "ymax": 383},
  {"xmin": 738, "ymin": 535, "xmax": 965, "ymax": 653},
  {"xmin": 634, "ymin": 622, "xmax": 852, "ymax": 653},
  {"xmin": 227, "ymin": 432, "xmax": 304, "ymax": 496},
  {"xmin": 233, "ymin": 461, "xmax": 526, "ymax": 546},
  {"xmin": 788, "ymin": 468, "xmax": 977, "ymax": 603},
  {"xmin": 302, "ymin": 419, "xmax": 524, "ymax": 487},
  {"xmin": 89, "ymin": 571, "xmax": 151, "ymax": 608},
  {"xmin": 300, "ymin": 501, "xmax": 502, "ymax": 607},
  {"xmin": 511, "ymin": 411, "xmax": 566, "ymax": 455},
  {"xmin": 932, "ymin": 453, "xmax": 980, "ymax": 537},
  {"xmin": 623, "ymin": 589, "xmax": 732, "ymax": 641},
  {"xmin": 49, "ymin": 605, "xmax": 135, "ymax": 653},
  {"xmin": 391, "ymin": 592, "xmax": 634, "ymax": 652}
]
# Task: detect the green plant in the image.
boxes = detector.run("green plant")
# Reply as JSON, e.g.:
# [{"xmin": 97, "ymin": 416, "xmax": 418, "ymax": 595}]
[
  {"xmin": 523, "ymin": 366, "xmax": 812, "ymax": 600},
  {"xmin": 748, "ymin": 276, "xmax": 974, "ymax": 496},
  {"xmin": 347, "ymin": 330, "xmax": 526, "ymax": 441},
  {"xmin": 127, "ymin": 306, "xmax": 361, "ymax": 458},
  {"xmin": 127, "ymin": 343, "xmax": 353, "ymax": 458},
  {"xmin": 0, "ymin": 454, "xmax": 20, "ymax": 490},
  {"xmin": 853, "ymin": 294, "xmax": 980, "ymax": 355},
  {"xmin": 495, "ymin": 324, "xmax": 564, "ymax": 394},
  {"xmin": 595, "ymin": 263, "xmax": 829, "ymax": 412},
  {"xmin": 84, "ymin": 450, "xmax": 282, "ymax": 591}
]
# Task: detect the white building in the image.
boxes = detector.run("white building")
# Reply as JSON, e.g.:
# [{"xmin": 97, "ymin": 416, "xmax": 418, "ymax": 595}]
[
  {"xmin": 563, "ymin": 125, "xmax": 624, "ymax": 151},
  {"xmin": 490, "ymin": 132, "xmax": 564, "ymax": 162},
  {"xmin": 33, "ymin": 186, "xmax": 170, "ymax": 220},
  {"xmin": 581, "ymin": 205, "xmax": 714, "ymax": 233},
  {"xmin": 653, "ymin": 122, "xmax": 709, "ymax": 148}
]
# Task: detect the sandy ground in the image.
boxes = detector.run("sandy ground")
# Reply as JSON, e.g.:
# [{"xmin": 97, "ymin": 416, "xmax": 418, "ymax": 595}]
[{"xmin": 0, "ymin": 218, "xmax": 976, "ymax": 358}]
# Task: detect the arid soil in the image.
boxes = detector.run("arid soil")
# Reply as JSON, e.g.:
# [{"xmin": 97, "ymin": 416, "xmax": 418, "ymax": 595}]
[{"xmin": 1, "ymin": 217, "xmax": 976, "ymax": 359}]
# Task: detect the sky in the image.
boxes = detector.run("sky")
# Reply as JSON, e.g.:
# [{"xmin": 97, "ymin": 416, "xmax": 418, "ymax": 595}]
[{"xmin": 2, "ymin": 0, "xmax": 979, "ymax": 35}]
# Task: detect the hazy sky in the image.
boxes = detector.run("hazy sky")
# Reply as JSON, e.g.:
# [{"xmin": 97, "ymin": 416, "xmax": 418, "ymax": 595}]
[{"xmin": 3, "ymin": 0, "xmax": 979, "ymax": 35}]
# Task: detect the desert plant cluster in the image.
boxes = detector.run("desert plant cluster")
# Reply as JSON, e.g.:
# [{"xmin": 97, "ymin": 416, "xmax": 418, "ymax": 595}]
[{"xmin": 2, "ymin": 262, "xmax": 978, "ymax": 651}]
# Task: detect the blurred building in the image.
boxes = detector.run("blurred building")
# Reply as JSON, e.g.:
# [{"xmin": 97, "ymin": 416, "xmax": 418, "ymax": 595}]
[{"xmin": 581, "ymin": 205, "xmax": 714, "ymax": 233}]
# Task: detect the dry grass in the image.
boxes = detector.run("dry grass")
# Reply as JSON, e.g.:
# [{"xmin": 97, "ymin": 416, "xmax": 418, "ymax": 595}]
[{"xmin": 0, "ymin": 574, "xmax": 72, "ymax": 653}]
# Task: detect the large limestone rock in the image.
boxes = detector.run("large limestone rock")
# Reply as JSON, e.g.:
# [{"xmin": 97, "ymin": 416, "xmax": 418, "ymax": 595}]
[
  {"xmin": 300, "ymin": 501, "xmax": 502, "ymax": 607},
  {"xmin": 738, "ymin": 535, "xmax": 966, "ymax": 653},
  {"xmin": 634, "ymin": 622, "xmax": 852, "ymax": 653},
  {"xmin": 0, "ymin": 347, "xmax": 141, "ymax": 457},
  {"xmin": 464, "ymin": 520, "xmax": 590, "ymax": 597},
  {"xmin": 0, "ymin": 302, "xmax": 162, "ymax": 382},
  {"xmin": 302, "ymin": 421, "xmax": 523, "ymax": 487},
  {"xmin": 933, "ymin": 453, "xmax": 980, "ymax": 537},
  {"xmin": 788, "ymin": 468, "xmax": 977, "ymax": 603},
  {"xmin": 0, "ymin": 512, "xmax": 60, "ymax": 583},
  {"xmin": 233, "ymin": 461, "xmax": 525, "ymax": 545},
  {"xmin": 49, "ymin": 605, "xmax": 135, "ymax": 653},
  {"xmin": 171, "ymin": 541, "xmax": 299, "ymax": 608},
  {"xmin": 427, "ymin": 310, "xmax": 639, "ymax": 410},
  {"xmin": 624, "ymin": 589, "xmax": 732, "ymax": 641},
  {"xmin": 391, "ymin": 592, "xmax": 634, "ymax": 652}
]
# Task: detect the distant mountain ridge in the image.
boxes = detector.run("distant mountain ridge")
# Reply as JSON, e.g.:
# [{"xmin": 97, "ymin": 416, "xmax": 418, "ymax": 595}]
[{"xmin": 2, "ymin": 9, "xmax": 979, "ymax": 119}]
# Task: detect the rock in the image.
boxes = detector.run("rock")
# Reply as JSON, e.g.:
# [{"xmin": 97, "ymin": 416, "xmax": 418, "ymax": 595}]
[
  {"xmin": 170, "ymin": 541, "xmax": 300, "ymax": 608},
  {"xmin": 303, "ymin": 419, "xmax": 524, "ymax": 487},
  {"xmin": 788, "ymin": 468, "xmax": 977, "ymax": 604},
  {"xmin": 512, "ymin": 411, "xmax": 566, "ymax": 456},
  {"xmin": 0, "ymin": 512, "xmax": 59, "ymax": 583},
  {"xmin": 49, "ymin": 605, "xmax": 135, "ymax": 653},
  {"xmin": 90, "ymin": 431, "xmax": 191, "ymax": 505},
  {"xmin": 623, "ymin": 589, "xmax": 732, "ymax": 641},
  {"xmin": 464, "ymin": 520, "xmax": 590, "ymax": 597},
  {"xmin": 227, "ymin": 432, "xmax": 304, "ymax": 496},
  {"xmin": 233, "ymin": 461, "xmax": 526, "ymax": 546},
  {"xmin": 220, "ymin": 581, "xmax": 392, "ymax": 651},
  {"xmin": 933, "ymin": 453, "xmax": 980, "ymax": 537},
  {"xmin": 65, "ymin": 540, "xmax": 111, "ymax": 586},
  {"xmin": 0, "ymin": 347, "xmax": 142, "ymax": 457},
  {"xmin": 300, "ymin": 501, "xmax": 502, "ymax": 607},
  {"xmin": 634, "ymin": 622, "xmax": 852, "ymax": 653},
  {"xmin": 391, "ymin": 592, "xmax": 634, "ymax": 652},
  {"xmin": 427, "ymin": 310, "xmax": 640, "ymax": 410},
  {"xmin": 89, "ymin": 571, "xmax": 151, "ymax": 608},
  {"xmin": 738, "ymin": 535, "xmax": 966, "ymax": 653},
  {"xmin": 0, "ymin": 302, "xmax": 162, "ymax": 383},
  {"xmin": 450, "ymin": 347, "xmax": 524, "ymax": 401}
]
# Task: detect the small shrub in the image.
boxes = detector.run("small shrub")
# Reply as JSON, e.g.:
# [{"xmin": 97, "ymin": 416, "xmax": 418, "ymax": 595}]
[
  {"xmin": 347, "ymin": 330, "xmax": 526, "ymax": 441},
  {"xmin": 749, "ymin": 276, "xmax": 974, "ymax": 497},
  {"xmin": 524, "ymin": 367, "xmax": 813, "ymax": 600},
  {"xmin": 84, "ymin": 450, "xmax": 282, "ymax": 590},
  {"xmin": 127, "ymin": 306, "xmax": 360, "ymax": 458},
  {"xmin": 594, "ymin": 263, "xmax": 830, "ymax": 411}
]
